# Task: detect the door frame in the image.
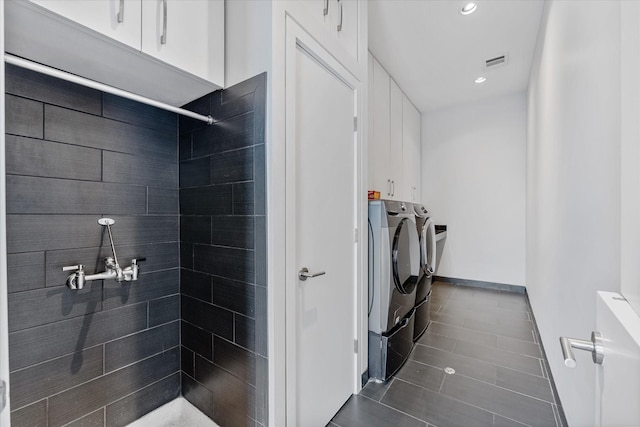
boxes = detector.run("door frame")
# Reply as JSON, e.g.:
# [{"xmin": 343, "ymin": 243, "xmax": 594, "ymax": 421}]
[
  {"xmin": 0, "ymin": 1, "xmax": 12, "ymax": 425},
  {"xmin": 269, "ymin": 14, "xmax": 366, "ymax": 426}
]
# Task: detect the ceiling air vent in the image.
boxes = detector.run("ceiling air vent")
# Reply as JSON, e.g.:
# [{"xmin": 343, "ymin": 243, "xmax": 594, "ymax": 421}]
[{"xmin": 485, "ymin": 54, "xmax": 508, "ymax": 69}]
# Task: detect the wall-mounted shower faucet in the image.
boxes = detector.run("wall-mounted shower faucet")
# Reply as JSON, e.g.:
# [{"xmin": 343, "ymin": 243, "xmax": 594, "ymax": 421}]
[{"xmin": 62, "ymin": 218, "xmax": 145, "ymax": 290}]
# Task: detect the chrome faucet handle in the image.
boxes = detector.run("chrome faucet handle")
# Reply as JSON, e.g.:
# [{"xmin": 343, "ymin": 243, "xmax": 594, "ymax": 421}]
[
  {"xmin": 62, "ymin": 264, "xmax": 85, "ymax": 290},
  {"xmin": 123, "ymin": 257, "xmax": 146, "ymax": 282},
  {"xmin": 104, "ymin": 257, "xmax": 117, "ymax": 269}
]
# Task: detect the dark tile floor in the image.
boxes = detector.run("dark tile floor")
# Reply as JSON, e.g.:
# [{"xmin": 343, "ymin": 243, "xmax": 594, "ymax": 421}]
[{"xmin": 330, "ymin": 282, "xmax": 565, "ymax": 427}]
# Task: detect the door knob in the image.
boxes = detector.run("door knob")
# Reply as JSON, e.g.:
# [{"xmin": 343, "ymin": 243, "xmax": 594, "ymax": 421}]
[
  {"xmin": 559, "ymin": 331, "xmax": 604, "ymax": 368},
  {"xmin": 298, "ymin": 267, "xmax": 326, "ymax": 281}
]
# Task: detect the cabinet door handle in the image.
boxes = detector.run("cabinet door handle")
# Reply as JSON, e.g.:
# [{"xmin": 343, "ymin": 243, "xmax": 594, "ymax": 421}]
[
  {"xmin": 391, "ymin": 180, "xmax": 395, "ymax": 196},
  {"xmin": 387, "ymin": 179, "xmax": 391, "ymax": 196},
  {"xmin": 323, "ymin": 0, "xmax": 329, "ymax": 16},
  {"xmin": 337, "ymin": 0, "xmax": 343, "ymax": 32},
  {"xmin": 117, "ymin": 0, "xmax": 124, "ymax": 23},
  {"xmin": 160, "ymin": 0, "xmax": 168, "ymax": 45}
]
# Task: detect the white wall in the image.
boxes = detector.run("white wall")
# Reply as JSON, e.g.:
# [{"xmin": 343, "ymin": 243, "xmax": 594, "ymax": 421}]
[
  {"xmin": 422, "ymin": 93, "xmax": 526, "ymax": 286},
  {"xmin": 527, "ymin": 1, "xmax": 621, "ymax": 425}
]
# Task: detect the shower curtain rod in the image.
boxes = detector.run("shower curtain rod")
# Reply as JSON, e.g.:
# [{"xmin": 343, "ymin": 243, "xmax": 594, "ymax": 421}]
[{"xmin": 4, "ymin": 54, "xmax": 214, "ymax": 125}]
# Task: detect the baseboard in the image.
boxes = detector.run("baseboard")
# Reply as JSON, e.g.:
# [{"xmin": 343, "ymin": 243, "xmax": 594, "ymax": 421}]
[
  {"xmin": 433, "ymin": 276, "xmax": 526, "ymax": 294},
  {"xmin": 361, "ymin": 370, "xmax": 369, "ymax": 388}
]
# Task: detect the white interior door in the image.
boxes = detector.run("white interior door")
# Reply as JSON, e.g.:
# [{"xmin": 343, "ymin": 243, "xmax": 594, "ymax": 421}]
[
  {"xmin": 593, "ymin": 2, "xmax": 640, "ymax": 424},
  {"xmin": 285, "ymin": 18, "xmax": 358, "ymax": 427}
]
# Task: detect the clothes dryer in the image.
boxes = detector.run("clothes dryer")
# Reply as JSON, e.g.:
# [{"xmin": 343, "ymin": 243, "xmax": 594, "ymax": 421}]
[
  {"xmin": 368, "ymin": 200, "xmax": 420, "ymax": 381},
  {"xmin": 413, "ymin": 204, "xmax": 436, "ymax": 341}
]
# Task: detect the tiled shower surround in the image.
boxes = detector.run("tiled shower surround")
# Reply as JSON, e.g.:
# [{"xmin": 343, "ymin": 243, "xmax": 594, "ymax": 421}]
[{"xmin": 4, "ymin": 63, "xmax": 267, "ymax": 427}]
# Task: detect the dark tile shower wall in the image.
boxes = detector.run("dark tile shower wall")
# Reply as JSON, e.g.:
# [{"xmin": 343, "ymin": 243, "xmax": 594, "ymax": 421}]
[
  {"xmin": 179, "ymin": 74, "xmax": 267, "ymax": 427},
  {"xmin": 5, "ymin": 64, "xmax": 181, "ymax": 426}
]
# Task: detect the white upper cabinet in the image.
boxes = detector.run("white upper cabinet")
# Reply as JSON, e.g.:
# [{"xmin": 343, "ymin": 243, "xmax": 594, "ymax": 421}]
[
  {"xmin": 368, "ymin": 52, "xmax": 422, "ymax": 202},
  {"xmin": 298, "ymin": 0, "xmax": 359, "ymax": 63},
  {"xmin": 14, "ymin": 0, "xmax": 224, "ymax": 104},
  {"xmin": 29, "ymin": 0, "xmax": 142, "ymax": 50},
  {"xmin": 141, "ymin": 0, "xmax": 224, "ymax": 84},
  {"xmin": 403, "ymin": 95, "xmax": 422, "ymax": 203}
]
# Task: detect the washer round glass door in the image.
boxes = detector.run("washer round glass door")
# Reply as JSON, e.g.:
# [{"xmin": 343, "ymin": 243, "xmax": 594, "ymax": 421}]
[{"xmin": 392, "ymin": 217, "xmax": 419, "ymax": 294}]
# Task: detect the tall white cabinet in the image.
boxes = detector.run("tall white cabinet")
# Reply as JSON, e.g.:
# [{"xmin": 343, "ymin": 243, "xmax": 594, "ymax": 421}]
[{"xmin": 368, "ymin": 52, "xmax": 422, "ymax": 202}]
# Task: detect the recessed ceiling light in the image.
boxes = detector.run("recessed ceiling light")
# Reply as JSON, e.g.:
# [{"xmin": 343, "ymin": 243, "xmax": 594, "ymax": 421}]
[
  {"xmin": 460, "ymin": 2, "xmax": 478, "ymax": 15},
  {"xmin": 475, "ymin": 76, "xmax": 487, "ymax": 84}
]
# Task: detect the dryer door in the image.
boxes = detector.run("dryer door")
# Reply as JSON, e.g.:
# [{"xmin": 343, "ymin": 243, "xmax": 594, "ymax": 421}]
[{"xmin": 392, "ymin": 217, "xmax": 419, "ymax": 294}]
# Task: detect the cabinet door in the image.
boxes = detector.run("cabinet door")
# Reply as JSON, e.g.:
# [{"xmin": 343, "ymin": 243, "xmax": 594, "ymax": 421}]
[
  {"xmin": 371, "ymin": 56, "xmax": 392, "ymax": 197},
  {"xmin": 390, "ymin": 79, "xmax": 404, "ymax": 200},
  {"xmin": 403, "ymin": 95, "xmax": 422, "ymax": 202},
  {"xmin": 29, "ymin": 0, "xmax": 141, "ymax": 49},
  {"xmin": 141, "ymin": 0, "xmax": 224, "ymax": 84},
  {"xmin": 331, "ymin": 0, "xmax": 358, "ymax": 61}
]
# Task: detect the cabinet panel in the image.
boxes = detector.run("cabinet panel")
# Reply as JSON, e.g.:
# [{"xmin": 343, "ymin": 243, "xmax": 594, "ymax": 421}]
[
  {"xmin": 29, "ymin": 0, "xmax": 141, "ymax": 49},
  {"xmin": 371, "ymin": 56, "xmax": 391, "ymax": 197},
  {"xmin": 141, "ymin": 0, "xmax": 224, "ymax": 83},
  {"xmin": 403, "ymin": 95, "xmax": 422, "ymax": 202},
  {"xmin": 390, "ymin": 79, "xmax": 404, "ymax": 200},
  {"xmin": 332, "ymin": 0, "xmax": 358, "ymax": 61}
]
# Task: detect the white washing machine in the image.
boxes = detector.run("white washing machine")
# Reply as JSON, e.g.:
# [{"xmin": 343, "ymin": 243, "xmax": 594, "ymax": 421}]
[{"xmin": 368, "ymin": 200, "xmax": 420, "ymax": 381}]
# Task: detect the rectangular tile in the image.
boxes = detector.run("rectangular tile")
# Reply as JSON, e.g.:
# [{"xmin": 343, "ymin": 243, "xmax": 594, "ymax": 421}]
[
  {"xmin": 332, "ymin": 394, "xmax": 426, "ymax": 427},
  {"xmin": 48, "ymin": 347, "xmax": 179, "ymax": 427},
  {"xmin": 182, "ymin": 373, "xmax": 214, "ymax": 420},
  {"xmin": 496, "ymin": 366, "xmax": 554, "ymax": 403},
  {"xmin": 194, "ymin": 355, "xmax": 256, "ymax": 424},
  {"xmin": 254, "ymin": 286, "xmax": 267, "ymax": 357},
  {"xmin": 181, "ymin": 269, "xmax": 212, "ymax": 302},
  {"xmin": 103, "ymin": 151, "xmax": 177, "ymax": 187},
  {"xmin": 194, "ymin": 245, "xmax": 255, "ymax": 283},
  {"xmin": 233, "ymin": 182, "xmax": 254, "ymax": 215},
  {"xmin": 11, "ymin": 399, "xmax": 47, "ymax": 427},
  {"xmin": 497, "ymin": 335, "xmax": 542, "ymax": 358},
  {"xmin": 192, "ymin": 112, "xmax": 255, "ymax": 158},
  {"xmin": 180, "ymin": 93, "xmax": 213, "ymax": 134},
  {"xmin": 235, "ymin": 314, "xmax": 255, "ymax": 352},
  {"xmin": 381, "ymin": 379, "xmax": 494, "ymax": 427},
  {"xmin": 181, "ymin": 295, "xmax": 233, "ymax": 341},
  {"xmin": 180, "ymin": 185, "xmax": 233, "ymax": 215},
  {"xmin": 8, "ymin": 281, "xmax": 102, "ymax": 332},
  {"xmin": 149, "ymin": 294, "xmax": 180, "ymax": 327},
  {"xmin": 427, "ymin": 321, "xmax": 498, "ymax": 348},
  {"xmin": 453, "ymin": 341, "xmax": 543, "ymax": 376},
  {"xmin": 254, "ymin": 145, "xmax": 266, "ymax": 216},
  {"xmin": 182, "ymin": 320, "xmax": 213, "ymax": 361},
  {"xmin": 210, "ymin": 147, "xmax": 253, "ymax": 185},
  {"xmin": 7, "ymin": 252, "xmax": 45, "ymax": 293},
  {"xmin": 6, "ymin": 63, "xmax": 102, "ymax": 114},
  {"xmin": 394, "ymin": 359, "xmax": 444, "ymax": 392},
  {"xmin": 214, "ymin": 89, "xmax": 255, "ymax": 122},
  {"xmin": 211, "ymin": 216, "xmax": 254, "ymax": 249},
  {"xmin": 102, "ymin": 93, "xmax": 177, "ymax": 135},
  {"xmin": 46, "ymin": 242, "xmax": 179, "ymax": 287},
  {"xmin": 105, "ymin": 372, "xmax": 180, "ymax": 427},
  {"xmin": 181, "ymin": 216, "xmax": 212, "ymax": 245},
  {"xmin": 6, "ymin": 135, "xmax": 102, "ymax": 181},
  {"xmin": 213, "ymin": 277, "xmax": 255, "ymax": 317},
  {"xmin": 9, "ymin": 302, "xmax": 147, "ymax": 371},
  {"xmin": 105, "ymin": 321, "xmax": 179, "ymax": 373},
  {"xmin": 65, "ymin": 408, "xmax": 105, "ymax": 427},
  {"xmin": 10, "ymin": 346, "xmax": 103, "ymax": 409},
  {"xmin": 254, "ymin": 216, "xmax": 266, "ymax": 287},
  {"xmin": 44, "ymin": 105, "xmax": 175, "ymax": 160},
  {"xmin": 148, "ymin": 187, "xmax": 179, "ymax": 215},
  {"xmin": 6, "ymin": 175, "xmax": 146, "ymax": 215},
  {"xmin": 6, "ymin": 94, "xmax": 43, "ymax": 138},
  {"xmin": 359, "ymin": 379, "xmax": 392, "ymax": 402},
  {"xmin": 181, "ymin": 346, "xmax": 195, "ymax": 378},
  {"xmin": 440, "ymin": 373, "xmax": 557, "ymax": 427},
  {"xmin": 410, "ymin": 344, "xmax": 497, "ymax": 384},
  {"xmin": 181, "ymin": 243, "xmax": 194, "ymax": 270},
  {"xmin": 415, "ymin": 332, "xmax": 457, "ymax": 352},
  {"xmin": 180, "ymin": 157, "xmax": 210, "ymax": 188},
  {"xmin": 7, "ymin": 215, "xmax": 178, "ymax": 253},
  {"xmin": 179, "ymin": 133, "xmax": 192, "ymax": 161},
  {"xmin": 102, "ymin": 269, "xmax": 179, "ymax": 311},
  {"xmin": 213, "ymin": 336, "xmax": 256, "ymax": 386}
]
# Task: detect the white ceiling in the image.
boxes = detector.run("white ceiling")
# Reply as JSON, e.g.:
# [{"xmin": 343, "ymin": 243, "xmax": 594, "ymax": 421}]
[{"xmin": 368, "ymin": 0, "xmax": 544, "ymax": 113}]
